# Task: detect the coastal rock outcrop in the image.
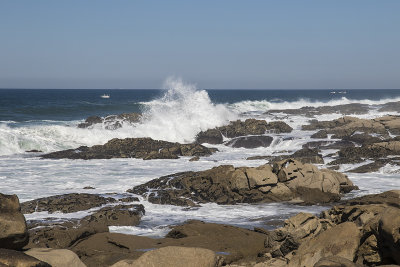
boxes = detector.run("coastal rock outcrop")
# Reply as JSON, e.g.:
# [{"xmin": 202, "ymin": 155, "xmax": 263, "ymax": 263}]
[
  {"xmin": 0, "ymin": 248, "xmax": 51, "ymax": 267},
  {"xmin": 42, "ymin": 137, "xmax": 216, "ymax": 160},
  {"xmin": 258, "ymin": 190, "xmax": 400, "ymax": 266},
  {"xmin": 225, "ymin": 135, "xmax": 273, "ymax": 148},
  {"xmin": 70, "ymin": 220, "xmax": 267, "ymax": 266},
  {"xmin": 0, "ymin": 193, "xmax": 29, "ymax": 250},
  {"xmin": 78, "ymin": 112, "xmax": 141, "ymax": 129},
  {"xmin": 27, "ymin": 203, "xmax": 145, "ymax": 249},
  {"xmin": 302, "ymin": 115, "xmax": 400, "ymax": 139},
  {"xmin": 21, "ymin": 193, "xmax": 120, "ymax": 214},
  {"xmin": 247, "ymin": 148, "xmax": 324, "ymax": 164},
  {"xmin": 111, "ymin": 246, "xmax": 219, "ymax": 267},
  {"xmin": 128, "ymin": 159, "xmax": 356, "ymax": 206},
  {"xmin": 195, "ymin": 119, "xmax": 292, "ymax": 144}
]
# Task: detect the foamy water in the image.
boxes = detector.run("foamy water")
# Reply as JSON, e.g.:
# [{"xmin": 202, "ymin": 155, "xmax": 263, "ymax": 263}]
[{"xmin": 1, "ymin": 80, "xmax": 400, "ymax": 237}]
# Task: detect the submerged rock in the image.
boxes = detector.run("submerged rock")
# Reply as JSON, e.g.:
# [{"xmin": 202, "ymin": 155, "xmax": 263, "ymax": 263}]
[
  {"xmin": 42, "ymin": 137, "xmax": 216, "ymax": 160},
  {"xmin": 128, "ymin": 159, "xmax": 356, "ymax": 206},
  {"xmin": 0, "ymin": 193, "xmax": 29, "ymax": 250},
  {"xmin": 225, "ymin": 135, "xmax": 273, "ymax": 148}
]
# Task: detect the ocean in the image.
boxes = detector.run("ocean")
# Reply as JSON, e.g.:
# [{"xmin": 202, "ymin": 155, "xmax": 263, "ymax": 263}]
[{"xmin": 1, "ymin": 81, "xmax": 400, "ymax": 237}]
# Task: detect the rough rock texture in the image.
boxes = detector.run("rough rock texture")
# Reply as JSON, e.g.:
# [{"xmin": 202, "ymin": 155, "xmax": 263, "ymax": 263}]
[
  {"xmin": 225, "ymin": 135, "xmax": 273, "ymax": 148},
  {"xmin": 78, "ymin": 112, "xmax": 141, "ymax": 129},
  {"xmin": 42, "ymin": 137, "xmax": 216, "ymax": 160},
  {"xmin": 128, "ymin": 159, "xmax": 356, "ymax": 206},
  {"xmin": 195, "ymin": 119, "xmax": 292, "ymax": 144},
  {"xmin": 248, "ymin": 148, "xmax": 324, "ymax": 164},
  {"xmin": 0, "ymin": 193, "xmax": 29, "ymax": 250},
  {"xmin": 288, "ymin": 222, "xmax": 360, "ymax": 267},
  {"xmin": 256, "ymin": 190, "xmax": 400, "ymax": 267},
  {"xmin": 26, "ymin": 204, "xmax": 145, "ymax": 249},
  {"xmin": 0, "ymin": 248, "xmax": 51, "ymax": 267},
  {"xmin": 111, "ymin": 246, "xmax": 219, "ymax": 267},
  {"xmin": 21, "ymin": 193, "xmax": 119, "ymax": 214},
  {"xmin": 302, "ymin": 115, "xmax": 400, "ymax": 138},
  {"xmin": 25, "ymin": 248, "xmax": 86, "ymax": 267},
  {"xmin": 71, "ymin": 220, "xmax": 266, "ymax": 266}
]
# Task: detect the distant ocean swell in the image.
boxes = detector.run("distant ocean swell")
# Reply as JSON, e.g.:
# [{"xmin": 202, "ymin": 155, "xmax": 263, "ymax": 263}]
[{"xmin": 1, "ymin": 81, "xmax": 400, "ymax": 156}]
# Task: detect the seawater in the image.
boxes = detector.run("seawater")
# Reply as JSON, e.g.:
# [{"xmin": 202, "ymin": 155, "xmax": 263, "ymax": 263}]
[{"xmin": 1, "ymin": 79, "xmax": 400, "ymax": 237}]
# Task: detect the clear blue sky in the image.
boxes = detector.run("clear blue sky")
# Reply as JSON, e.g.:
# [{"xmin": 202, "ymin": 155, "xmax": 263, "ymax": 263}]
[{"xmin": 1, "ymin": 0, "xmax": 399, "ymax": 89}]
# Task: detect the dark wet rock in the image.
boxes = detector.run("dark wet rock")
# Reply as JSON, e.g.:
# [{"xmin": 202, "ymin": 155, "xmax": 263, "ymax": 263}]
[
  {"xmin": 225, "ymin": 135, "xmax": 273, "ymax": 148},
  {"xmin": 379, "ymin": 101, "xmax": 400, "ymax": 112},
  {"xmin": 42, "ymin": 137, "xmax": 216, "ymax": 160},
  {"xmin": 248, "ymin": 148, "xmax": 324, "ymax": 164},
  {"xmin": 0, "ymin": 193, "xmax": 29, "ymax": 250},
  {"xmin": 311, "ymin": 130, "xmax": 328, "ymax": 139},
  {"xmin": 343, "ymin": 133, "xmax": 384, "ymax": 146},
  {"xmin": 0, "ymin": 248, "xmax": 51, "ymax": 267},
  {"xmin": 78, "ymin": 113, "xmax": 141, "ymax": 129},
  {"xmin": 195, "ymin": 119, "xmax": 292, "ymax": 144},
  {"xmin": 128, "ymin": 159, "xmax": 356, "ymax": 206},
  {"xmin": 347, "ymin": 160, "xmax": 390, "ymax": 173},
  {"xmin": 21, "ymin": 193, "xmax": 118, "ymax": 214},
  {"xmin": 25, "ymin": 149, "xmax": 43, "ymax": 153},
  {"xmin": 195, "ymin": 129, "xmax": 224, "ymax": 144},
  {"xmin": 26, "ymin": 204, "xmax": 145, "ymax": 249},
  {"xmin": 83, "ymin": 186, "xmax": 95, "ymax": 190},
  {"xmin": 303, "ymin": 140, "xmax": 355, "ymax": 150},
  {"xmin": 329, "ymin": 140, "xmax": 400, "ymax": 166},
  {"xmin": 267, "ymin": 103, "xmax": 370, "ymax": 117},
  {"xmin": 71, "ymin": 220, "xmax": 267, "ymax": 266}
]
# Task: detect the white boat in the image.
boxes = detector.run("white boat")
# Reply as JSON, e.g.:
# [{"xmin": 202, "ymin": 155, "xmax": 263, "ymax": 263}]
[{"xmin": 101, "ymin": 94, "xmax": 110, "ymax": 99}]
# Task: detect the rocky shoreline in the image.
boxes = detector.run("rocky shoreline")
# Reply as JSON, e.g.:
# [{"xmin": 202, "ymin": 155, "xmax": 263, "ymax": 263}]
[{"xmin": 1, "ymin": 114, "xmax": 400, "ymax": 266}]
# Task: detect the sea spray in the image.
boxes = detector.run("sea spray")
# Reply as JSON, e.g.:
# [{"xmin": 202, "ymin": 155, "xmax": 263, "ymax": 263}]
[
  {"xmin": 134, "ymin": 77, "xmax": 237, "ymax": 143},
  {"xmin": 0, "ymin": 78, "xmax": 237, "ymax": 155}
]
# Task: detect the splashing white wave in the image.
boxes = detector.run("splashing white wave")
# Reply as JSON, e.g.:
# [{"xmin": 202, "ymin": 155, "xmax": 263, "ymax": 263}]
[
  {"xmin": 0, "ymin": 78, "xmax": 237, "ymax": 155},
  {"xmin": 133, "ymin": 77, "xmax": 236, "ymax": 143}
]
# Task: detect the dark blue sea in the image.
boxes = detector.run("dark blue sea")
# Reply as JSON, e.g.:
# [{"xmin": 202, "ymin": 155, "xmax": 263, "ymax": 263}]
[{"xmin": 1, "ymin": 88, "xmax": 400, "ymax": 122}]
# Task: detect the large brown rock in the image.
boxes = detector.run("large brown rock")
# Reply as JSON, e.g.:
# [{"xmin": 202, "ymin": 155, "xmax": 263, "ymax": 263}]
[
  {"xmin": 71, "ymin": 220, "xmax": 267, "ymax": 266},
  {"xmin": 0, "ymin": 193, "xmax": 29, "ymax": 250},
  {"xmin": 128, "ymin": 159, "xmax": 356, "ymax": 206},
  {"xmin": 288, "ymin": 222, "xmax": 360, "ymax": 267},
  {"xmin": 111, "ymin": 246, "xmax": 218, "ymax": 267},
  {"xmin": 0, "ymin": 248, "xmax": 50, "ymax": 267},
  {"xmin": 25, "ymin": 248, "xmax": 86, "ymax": 267},
  {"xmin": 378, "ymin": 208, "xmax": 400, "ymax": 264},
  {"xmin": 26, "ymin": 204, "xmax": 144, "ymax": 249},
  {"xmin": 42, "ymin": 137, "xmax": 216, "ymax": 160}
]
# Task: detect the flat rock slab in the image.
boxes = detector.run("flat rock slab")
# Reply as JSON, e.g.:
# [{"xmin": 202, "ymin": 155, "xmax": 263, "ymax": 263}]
[{"xmin": 42, "ymin": 137, "xmax": 216, "ymax": 160}]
